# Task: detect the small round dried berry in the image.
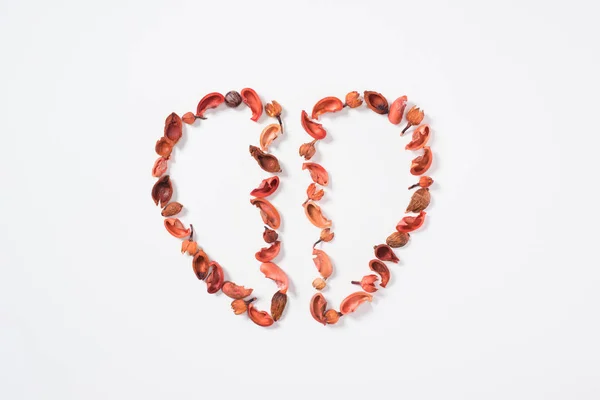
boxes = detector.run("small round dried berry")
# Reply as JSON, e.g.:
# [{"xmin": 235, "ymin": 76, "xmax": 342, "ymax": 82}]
[{"xmin": 225, "ymin": 91, "xmax": 242, "ymax": 107}]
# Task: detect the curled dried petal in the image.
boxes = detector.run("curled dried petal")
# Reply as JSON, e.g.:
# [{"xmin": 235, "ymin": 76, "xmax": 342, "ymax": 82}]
[
  {"xmin": 386, "ymin": 231, "xmax": 410, "ymax": 248},
  {"xmin": 164, "ymin": 218, "xmax": 191, "ymax": 238},
  {"xmin": 270, "ymin": 290, "xmax": 287, "ymax": 321},
  {"xmin": 224, "ymin": 90, "xmax": 242, "ymax": 107},
  {"xmin": 405, "ymin": 124, "xmax": 430, "ymax": 150},
  {"xmin": 247, "ymin": 304, "xmax": 274, "ymax": 327},
  {"xmin": 299, "ymin": 140, "xmax": 317, "ymax": 160},
  {"xmin": 396, "ymin": 211, "xmax": 427, "ymax": 233},
  {"xmin": 250, "ymin": 176, "xmax": 280, "ymax": 198},
  {"xmin": 250, "ymin": 198, "xmax": 281, "ymax": 229},
  {"xmin": 369, "ymin": 259, "xmax": 390, "ymax": 288},
  {"xmin": 306, "ymin": 183, "xmax": 324, "ymax": 201},
  {"xmin": 222, "ymin": 281, "xmax": 254, "ymax": 300},
  {"xmin": 161, "ymin": 202, "xmax": 183, "ymax": 217},
  {"xmin": 325, "ymin": 309, "xmax": 342, "ymax": 324},
  {"xmin": 302, "ymin": 163, "xmax": 329, "ymax": 186},
  {"xmin": 155, "ymin": 137, "xmax": 173, "ymax": 158},
  {"xmin": 151, "ymin": 175, "xmax": 173, "ymax": 207},
  {"xmin": 311, "ymin": 96, "xmax": 344, "ymax": 120},
  {"xmin": 152, "ymin": 157, "xmax": 168, "ymax": 177},
  {"xmin": 260, "ymin": 262, "xmax": 289, "ymax": 294},
  {"xmin": 345, "ymin": 91, "xmax": 363, "ymax": 108},
  {"xmin": 181, "ymin": 239, "xmax": 198, "ymax": 256},
  {"xmin": 406, "ymin": 188, "xmax": 431, "ymax": 213},
  {"xmin": 300, "ymin": 110, "xmax": 327, "ymax": 140},
  {"xmin": 265, "ymin": 100, "xmax": 282, "ymax": 117},
  {"xmin": 192, "ymin": 250, "xmax": 210, "ymax": 280},
  {"xmin": 339, "ymin": 292, "xmax": 373, "ymax": 315},
  {"xmin": 164, "ymin": 112, "xmax": 182, "ymax": 144},
  {"xmin": 255, "ymin": 241, "xmax": 281, "ymax": 262},
  {"xmin": 364, "ymin": 91, "xmax": 389, "ymax": 114},
  {"xmin": 182, "ymin": 112, "xmax": 196, "ymax": 125},
  {"xmin": 310, "ymin": 293, "xmax": 327, "ymax": 325},
  {"xmin": 249, "ymin": 145, "xmax": 282, "ymax": 173},
  {"xmin": 206, "ymin": 261, "xmax": 224, "ymax": 294},
  {"xmin": 241, "ymin": 88, "xmax": 263, "ymax": 122},
  {"xmin": 304, "ymin": 201, "xmax": 332, "ymax": 228},
  {"xmin": 388, "ymin": 95, "xmax": 407, "ymax": 125},
  {"xmin": 374, "ymin": 244, "xmax": 399, "ymax": 263},
  {"xmin": 312, "ymin": 278, "xmax": 326, "ymax": 290},
  {"xmin": 263, "ymin": 227, "xmax": 278, "ymax": 243},
  {"xmin": 196, "ymin": 92, "xmax": 225, "ymax": 118},
  {"xmin": 259, "ymin": 123, "xmax": 282, "ymax": 151},
  {"xmin": 352, "ymin": 274, "xmax": 379, "ymax": 293},
  {"xmin": 410, "ymin": 147, "xmax": 433, "ymax": 176},
  {"xmin": 312, "ymin": 248, "xmax": 333, "ymax": 279}
]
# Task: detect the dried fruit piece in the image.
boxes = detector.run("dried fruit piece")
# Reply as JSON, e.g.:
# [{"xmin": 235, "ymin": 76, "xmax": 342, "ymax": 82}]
[
  {"xmin": 164, "ymin": 218, "xmax": 191, "ymax": 238},
  {"xmin": 364, "ymin": 91, "xmax": 389, "ymax": 114},
  {"xmin": 265, "ymin": 100, "xmax": 283, "ymax": 132},
  {"xmin": 271, "ymin": 290, "xmax": 287, "ymax": 321},
  {"xmin": 224, "ymin": 90, "xmax": 242, "ymax": 107},
  {"xmin": 196, "ymin": 92, "xmax": 225, "ymax": 118},
  {"xmin": 299, "ymin": 140, "xmax": 317, "ymax": 160},
  {"xmin": 402, "ymin": 106, "xmax": 425, "ymax": 134},
  {"xmin": 152, "ymin": 157, "xmax": 168, "ymax": 177},
  {"xmin": 231, "ymin": 297, "xmax": 256, "ymax": 315},
  {"xmin": 241, "ymin": 88, "xmax": 263, "ymax": 122},
  {"xmin": 312, "ymin": 278, "xmax": 326, "ymax": 290},
  {"xmin": 369, "ymin": 259, "xmax": 390, "ymax": 287},
  {"xmin": 247, "ymin": 304, "xmax": 274, "ymax": 327},
  {"xmin": 310, "ymin": 293, "xmax": 327, "ymax": 325},
  {"xmin": 396, "ymin": 211, "xmax": 427, "ymax": 233},
  {"xmin": 300, "ymin": 110, "xmax": 327, "ymax": 140},
  {"xmin": 263, "ymin": 227, "xmax": 278, "ymax": 243},
  {"xmin": 206, "ymin": 261, "xmax": 224, "ymax": 294},
  {"xmin": 249, "ymin": 145, "xmax": 282, "ymax": 173},
  {"xmin": 409, "ymin": 176, "xmax": 434, "ymax": 190},
  {"xmin": 325, "ymin": 309, "xmax": 342, "ymax": 324},
  {"xmin": 388, "ymin": 95, "xmax": 407, "ymax": 124},
  {"xmin": 161, "ymin": 202, "xmax": 183, "ymax": 217},
  {"xmin": 311, "ymin": 96, "xmax": 344, "ymax": 120},
  {"xmin": 151, "ymin": 175, "xmax": 173, "ymax": 207},
  {"xmin": 255, "ymin": 241, "xmax": 281, "ymax": 262},
  {"xmin": 410, "ymin": 147, "xmax": 433, "ymax": 176},
  {"xmin": 192, "ymin": 249, "xmax": 210, "ymax": 280},
  {"xmin": 313, "ymin": 228, "xmax": 334, "ymax": 247},
  {"xmin": 259, "ymin": 123, "xmax": 282, "ymax": 151},
  {"xmin": 155, "ymin": 137, "xmax": 173, "ymax": 158},
  {"xmin": 340, "ymin": 292, "xmax": 373, "ymax": 315},
  {"xmin": 304, "ymin": 201, "xmax": 332, "ymax": 228},
  {"xmin": 182, "ymin": 112, "xmax": 196, "ymax": 125},
  {"xmin": 305, "ymin": 183, "xmax": 324, "ymax": 203},
  {"xmin": 164, "ymin": 112, "xmax": 183, "ymax": 144},
  {"xmin": 374, "ymin": 244, "xmax": 399, "ymax": 263},
  {"xmin": 250, "ymin": 198, "xmax": 281, "ymax": 229},
  {"xmin": 406, "ymin": 188, "xmax": 431, "ymax": 213},
  {"xmin": 181, "ymin": 239, "xmax": 198, "ymax": 256},
  {"xmin": 405, "ymin": 124, "xmax": 430, "ymax": 150},
  {"xmin": 260, "ymin": 262, "xmax": 289, "ymax": 294},
  {"xmin": 302, "ymin": 163, "xmax": 329, "ymax": 186},
  {"xmin": 250, "ymin": 176, "xmax": 280, "ymax": 198},
  {"xmin": 312, "ymin": 248, "xmax": 333, "ymax": 279},
  {"xmin": 345, "ymin": 91, "xmax": 363, "ymax": 108},
  {"xmin": 386, "ymin": 231, "xmax": 410, "ymax": 248},
  {"xmin": 222, "ymin": 281, "xmax": 254, "ymax": 300},
  {"xmin": 351, "ymin": 274, "xmax": 379, "ymax": 293}
]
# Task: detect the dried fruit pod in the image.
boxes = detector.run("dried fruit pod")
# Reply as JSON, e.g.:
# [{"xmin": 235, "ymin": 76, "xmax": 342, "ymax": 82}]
[
  {"xmin": 161, "ymin": 202, "xmax": 183, "ymax": 217},
  {"xmin": 247, "ymin": 304, "xmax": 274, "ymax": 327},
  {"xmin": 351, "ymin": 274, "xmax": 379, "ymax": 293},
  {"xmin": 306, "ymin": 183, "xmax": 324, "ymax": 202},
  {"xmin": 192, "ymin": 249, "xmax": 210, "ymax": 280},
  {"xmin": 271, "ymin": 290, "xmax": 287, "ymax": 321},
  {"xmin": 155, "ymin": 137, "xmax": 173, "ymax": 158},
  {"xmin": 164, "ymin": 112, "xmax": 183, "ymax": 144},
  {"xmin": 396, "ymin": 211, "xmax": 427, "ymax": 233},
  {"xmin": 263, "ymin": 227, "xmax": 278, "ymax": 243},
  {"xmin": 255, "ymin": 241, "xmax": 281, "ymax": 262},
  {"xmin": 345, "ymin": 91, "xmax": 363, "ymax": 108},
  {"xmin": 409, "ymin": 176, "xmax": 434, "ymax": 190},
  {"xmin": 260, "ymin": 262, "xmax": 289, "ymax": 294},
  {"xmin": 406, "ymin": 188, "xmax": 431, "ymax": 213},
  {"xmin": 182, "ymin": 112, "xmax": 196, "ymax": 125},
  {"xmin": 369, "ymin": 259, "xmax": 390, "ymax": 287},
  {"xmin": 312, "ymin": 277, "xmax": 326, "ymax": 290},
  {"xmin": 302, "ymin": 163, "xmax": 329, "ymax": 186},
  {"xmin": 250, "ymin": 198, "xmax": 281, "ymax": 229},
  {"xmin": 151, "ymin": 175, "xmax": 173, "ymax": 207},
  {"xmin": 386, "ymin": 231, "xmax": 410, "ymax": 248},
  {"xmin": 388, "ymin": 95, "xmax": 407, "ymax": 124},
  {"xmin": 196, "ymin": 92, "xmax": 225, "ymax": 118},
  {"xmin": 206, "ymin": 261, "xmax": 224, "ymax": 294},
  {"xmin": 222, "ymin": 281, "xmax": 254, "ymax": 300},
  {"xmin": 410, "ymin": 147, "xmax": 433, "ymax": 176},
  {"xmin": 299, "ymin": 140, "xmax": 317, "ymax": 160},
  {"xmin": 181, "ymin": 239, "xmax": 198, "ymax": 256},
  {"xmin": 311, "ymin": 96, "xmax": 344, "ymax": 120},
  {"xmin": 325, "ymin": 309, "xmax": 342, "ymax": 324},
  {"xmin": 374, "ymin": 244, "xmax": 399, "ymax": 263},
  {"xmin": 316, "ymin": 228, "xmax": 335, "ymax": 245},
  {"xmin": 266, "ymin": 100, "xmax": 283, "ymax": 131},
  {"xmin": 310, "ymin": 293, "xmax": 327, "ymax": 325},
  {"xmin": 301, "ymin": 110, "xmax": 327, "ymax": 139},
  {"xmin": 340, "ymin": 292, "xmax": 373, "ymax": 315},
  {"xmin": 364, "ymin": 91, "xmax": 389, "ymax": 114},
  {"xmin": 241, "ymin": 88, "xmax": 263, "ymax": 122},
  {"xmin": 152, "ymin": 157, "xmax": 168, "ymax": 177},
  {"xmin": 402, "ymin": 106, "xmax": 425, "ymax": 134},
  {"xmin": 259, "ymin": 123, "xmax": 282, "ymax": 151},
  {"xmin": 312, "ymin": 248, "xmax": 333, "ymax": 279},
  {"xmin": 250, "ymin": 176, "xmax": 280, "ymax": 198},
  {"xmin": 164, "ymin": 218, "xmax": 191, "ymax": 238},
  {"xmin": 249, "ymin": 145, "xmax": 282, "ymax": 173},
  {"xmin": 304, "ymin": 201, "xmax": 332, "ymax": 228},
  {"xmin": 405, "ymin": 124, "xmax": 430, "ymax": 150},
  {"xmin": 224, "ymin": 90, "xmax": 242, "ymax": 107}
]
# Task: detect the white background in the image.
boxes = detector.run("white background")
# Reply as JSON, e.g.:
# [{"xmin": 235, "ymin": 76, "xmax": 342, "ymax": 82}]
[{"xmin": 1, "ymin": 0, "xmax": 599, "ymax": 398}]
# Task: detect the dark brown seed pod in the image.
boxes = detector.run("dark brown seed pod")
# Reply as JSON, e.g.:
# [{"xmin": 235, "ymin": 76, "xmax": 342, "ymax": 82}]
[
  {"xmin": 151, "ymin": 175, "xmax": 173, "ymax": 207},
  {"xmin": 369, "ymin": 259, "xmax": 390, "ymax": 287},
  {"xmin": 161, "ymin": 202, "xmax": 183, "ymax": 217},
  {"xmin": 249, "ymin": 145, "xmax": 282, "ymax": 173},
  {"xmin": 271, "ymin": 290, "xmax": 288, "ymax": 321},
  {"xmin": 374, "ymin": 244, "xmax": 399, "ymax": 263},
  {"xmin": 364, "ymin": 91, "xmax": 389, "ymax": 114},
  {"xmin": 192, "ymin": 250, "xmax": 210, "ymax": 280},
  {"xmin": 225, "ymin": 90, "xmax": 242, "ymax": 107},
  {"xmin": 406, "ymin": 188, "xmax": 431, "ymax": 213},
  {"xmin": 386, "ymin": 231, "xmax": 410, "ymax": 248},
  {"xmin": 263, "ymin": 226, "xmax": 279, "ymax": 243}
]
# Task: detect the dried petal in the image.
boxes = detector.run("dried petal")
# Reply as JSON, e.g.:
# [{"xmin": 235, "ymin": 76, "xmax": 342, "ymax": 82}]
[
  {"xmin": 205, "ymin": 261, "xmax": 224, "ymax": 294},
  {"xmin": 151, "ymin": 175, "xmax": 173, "ymax": 207},
  {"xmin": 250, "ymin": 198, "xmax": 281, "ymax": 229},
  {"xmin": 260, "ymin": 262, "xmax": 289, "ymax": 294},
  {"xmin": 374, "ymin": 244, "xmax": 399, "ymax": 263},
  {"xmin": 270, "ymin": 290, "xmax": 287, "ymax": 321},
  {"xmin": 155, "ymin": 137, "xmax": 173, "ymax": 158},
  {"xmin": 192, "ymin": 249, "xmax": 210, "ymax": 280},
  {"xmin": 386, "ymin": 231, "xmax": 410, "ymax": 248},
  {"xmin": 325, "ymin": 309, "xmax": 342, "ymax": 324},
  {"xmin": 320, "ymin": 228, "xmax": 334, "ymax": 242},
  {"xmin": 339, "ymin": 292, "xmax": 373, "ymax": 315},
  {"xmin": 345, "ymin": 91, "xmax": 363, "ymax": 108},
  {"xmin": 352, "ymin": 274, "xmax": 379, "ymax": 293},
  {"xmin": 250, "ymin": 176, "xmax": 280, "ymax": 198},
  {"xmin": 306, "ymin": 183, "xmax": 324, "ymax": 201},
  {"xmin": 396, "ymin": 211, "xmax": 427, "ymax": 233},
  {"xmin": 388, "ymin": 95, "xmax": 407, "ymax": 125},
  {"xmin": 222, "ymin": 281, "xmax": 254, "ymax": 300},
  {"xmin": 302, "ymin": 163, "xmax": 329, "ymax": 186},
  {"xmin": 369, "ymin": 259, "xmax": 390, "ymax": 288},
  {"xmin": 181, "ymin": 239, "xmax": 198, "ymax": 256},
  {"xmin": 263, "ymin": 227, "xmax": 278, "ymax": 243},
  {"xmin": 241, "ymin": 88, "xmax": 263, "ymax": 122},
  {"xmin": 224, "ymin": 90, "xmax": 242, "ymax": 107},
  {"xmin": 265, "ymin": 100, "xmax": 282, "ymax": 117},
  {"xmin": 247, "ymin": 304, "xmax": 274, "ymax": 327},
  {"xmin": 312, "ymin": 248, "xmax": 333, "ymax": 279},
  {"xmin": 182, "ymin": 112, "xmax": 196, "ymax": 125},
  {"xmin": 255, "ymin": 241, "xmax": 281, "ymax": 262},
  {"xmin": 164, "ymin": 218, "xmax": 191, "ymax": 238},
  {"xmin": 405, "ymin": 124, "xmax": 430, "ymax": 150},
  {"xmin": 164, "ymin": 112, "xmax": 182, "ymax": 144},
  {"xmin": 301, "ymin": 110, "xmax": 327, "ymax": 139},
  {"xmin": 304, "ymin": 201, "xmax": 332, "ymax": 228},
  {"xmin": 196, "ymin": 92, "xmax": 225, "ymax": 118},
  {"xmin": 406, "ymin": 188, "xmax": 431, "ymax": 213},
  {"xmin": 310, "ymin": 293, "xmax": 327, "ymax": 325},
  {"xmin": 161, "ymin": 202, "xmax": 183, "ymax": 217},
  {"xmin": 249, "ymin": 145, "xmax": 282, "ymax": 173},
  {"xmin": 311, "ymin": 96, "xmax": 344, "ymax": 120},
  {"xmin": 312, "ymin": 278, "xmax": 327, "ymax": 290},
  {"xmin": 152, "ymin": 157, "xmax": 168, "ymax": 177},
  {"xmin": 299, "ymin": 140, "xmax": 317, "ymax": 160},
  {"xmin": 259, "ymin": 123, "xmax": 282, "ymax": 151},
  {"xmin": 410, "ymin": 147, "xmax": 433, "ymax": 176},
  {"xmin": 364, "ymin": 91, "xmax": 389, "ymax": 114},
  {"xmin": 409, "ymin": 176, "xmax": 434, "ymax": 190}
]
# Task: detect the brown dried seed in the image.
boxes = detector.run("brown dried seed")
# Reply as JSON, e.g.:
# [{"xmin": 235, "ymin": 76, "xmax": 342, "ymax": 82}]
[
  {"xmin": 225, "ymin": 90, "xmax": 242, "ymax": 107},
  {"xmin": 325, "ymin": 309, "xmax": 342, "ymax": 324},
  {"xmin": 270, "ymin": 290, "xmax": 288, "ymax": 321},
  {"xmin": 386, "ymin": 231, "xmax": 410, "ymax": 248},
  {"xmin": 406, "ymin": 188, "xmax": 431, "ymax": 213},
  {"xmin": 161, "ymin": 202, "xmax": 183, "ymax": 217},
  {"xmin": 312, "ymin": 277, "xmax": 327, "ymax": 290}
]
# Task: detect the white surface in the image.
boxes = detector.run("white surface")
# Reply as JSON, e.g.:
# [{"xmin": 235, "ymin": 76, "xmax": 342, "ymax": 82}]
[{"xmin": 1, "ymin": 0, "xmax": 599, "ymax": 398}]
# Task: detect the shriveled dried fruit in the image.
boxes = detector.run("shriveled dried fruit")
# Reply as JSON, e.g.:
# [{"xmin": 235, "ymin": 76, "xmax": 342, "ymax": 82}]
[
  {"xmin": 164, "ymin": 112, "xmax": 182, "ymax": 144},
  {"xmin": 260, "ymin": 262, "xmax": 289, "ymax": 294},
  {"xmin": 249, "ymin": 145, "xmax": 282, "ymax": 173},
  {"xmin": 314, "ymin": 228, "xmax": 334, "ymax": 247},
  {"xmin": 181, "ymin": 239, "xmax": 198, "ymax": 256},
  {"xmin": 192, "ymin": 249, "xmax": 210, "ymax": 280},
  {"xmin": 311, "ymin": 96, "xmax": 344, "ymax": 120},
  {"xmin": 222, "ymin": 281, "xmax": 254, "ymax": 300},
  {"xmin": 152, "ymin": 157, "xmax": 168, "ymax": 177},
  {"xmin": 196, "ymin": 92, "xmax": 225, "ymax": 118},
  {"xmin": 302, "ymin": 163, "xmax": 329, "ymax": 186},
  {"xmin": 305, "ymin": 183, "xmax": 324, "ymax": 203},
  {"xmin": 374, "ymin": 244, "xmax": 399, "ymax": 263},
  {"xmin": 259, "ymin": 123, "xmax": 282, "ymax": 151},
  {"xmin": 299, "ymin": 140, "xmax": 317, "ymax": 160},
  {"xmin": 364, "ymin": 91, "xmax": 389, "ymax": 114},
  {"xmin": 406, "ymin": 188, "xmax": 431, "ymax": 213},
  {"xmin": 164, "ymin": 218, "xmax": 191, "ymax": 238},
  {"xmin": 151, "ymin": 175, "xmax": 173, "ymax": 207},
  {"xmin": 312, "ymin": 248, "xmax": 333, "ymax": 279},
  {"xmin": 351, "ymin": 274, "xmax": 379, "ymax": 293},
  {"xmin": 402, "ymin": 106, "xmax": 425, "ymax": 134},
  {"xmin": 405, "ymin": 124, "xmax": 430, "ymax": 150},
  {"xmin": 250, "ymin": 176, "xmax": 280, "ymax": 198},
  {"xmin": 410, "ymin": 147, "xmax": 433, "ymax": 176},
  {"xmin": 345, "ymin": 91, "xmax": 363, "ymax": 108},
  {"xmin": 255, "ymin": 241, "xmax": 281, "ymax": 262},
  {"xmin": 241, "ymin": 88, "xmax": 263, "ymax": 122},
  {"xmin": 182, "ymin": 112, "xmax": 196, "ymax": 125},
  {"xmin": 310, "ymin": 293, "xmax": 327, "ymax": 325},
  {"xmin": 231, "ymin": 297, "xmax": 256, "ymax": 315},
  {"xmin": 340, "ymin": 292, "xmax": 373, "ymax": 315},
  {"xmin": 325, "ymin": 309, "xmax": 342, "ymax": 324},
  {"xmin": 386, "ymin": 231, "xmax": 410, "ymax": 248},
  {"xmin": 161, "ymin": 202, "xmax": 183, "ymax": 217},
  {"xmin": 224, "ymin": 90, "xmax": 242, "ymax": 108},
  {"xmin": 270, "ymin": 290, "xmax": 287, "ymax": 321},
  {"xmin": 250, "ymin": 198, "xmax": 281, "ymax": 229},
  {"xmin": 312, "ymin": 277, "xmax": 326, "ymax": 290},
  {"xmin": 155, "ymin": 137, "xmax": 173, "ymax": 158},
  {"xmin": 409, "ymin": 176, "xmax": 434, "ymax": 190},
  {"xmin": 248, "ymin": 304, "xmax": 274, "ymax": 327},
  {"xmin": 369, "ymin": 259, "xmax": 390, "ymax": 287},
  {"xmin": 301, "ymin": 110, "xmax": 327, "ymax": 139},
  {"xmin": 206, "ymin": 261, "xmax": 224, "ymax": 294},
  {"xmin": 304, "ymin": 201, "xmax": 332, "ymax": 228},
  {"xmin": 388, "ymin": 95, "xmax": 407, "ymax": 124},
  {"xmin": 263, "ymin": 226, "xmax": 278, "ymax": 243},
  {"xmin": 265, "ymin": 100, "xmax": 283, "ymax": 132},
  {"xmin": 396, "ymin": 211, "xmax": 427, "ymax": 233}
]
